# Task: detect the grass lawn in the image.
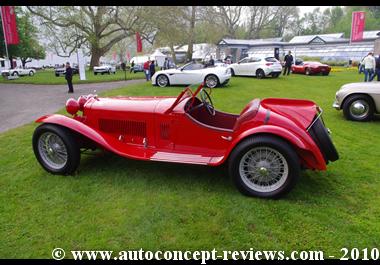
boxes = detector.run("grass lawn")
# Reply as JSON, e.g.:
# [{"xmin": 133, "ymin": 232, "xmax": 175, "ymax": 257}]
[
  {"xmin": 0, "ymin": 69, "xmax": 145, "ymax": 85},
  {"xmin": 1, "ymin": 70, "xmax": 379, "ymax": 259}
]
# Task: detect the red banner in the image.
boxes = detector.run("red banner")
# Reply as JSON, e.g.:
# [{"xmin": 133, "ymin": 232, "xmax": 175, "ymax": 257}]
[
  {"xmin": 1, "ymin": 6, "xmax": 19, "ymax": 45},
  {"xmin": 136, "ymin": 32, "xmax": 142, "ymax": 53},
  {"xmin": 351, "ymin": 11, "xmax": 365, "ymax": 42}
]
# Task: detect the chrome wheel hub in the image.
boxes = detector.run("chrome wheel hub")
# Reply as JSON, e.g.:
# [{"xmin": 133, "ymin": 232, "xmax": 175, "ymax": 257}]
[
  {"xmin": 157, "ymin": 76, "xmax": 168, "ymax": 87},
  {"xmin": 38, "ymin": 132, "xmax": 68, "ymax": 170},
  {"xmin": 350, "ymin": 100, "xmax": 369, "ymax": 118},
  {"xmin": 239, "ymin": 147, "xmax": 288, "ymax": 193},
  {"xmin": 206, "ymin": 76, "xmax": 217, "ymax": 88}
]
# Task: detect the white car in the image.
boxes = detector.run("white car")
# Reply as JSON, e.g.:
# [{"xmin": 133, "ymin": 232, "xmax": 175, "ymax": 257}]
[
  {"xmin": 93, "ymin": 65, "xmax": 116, "ymax": 75},
  {"xmin": 1, "ymin": 67, "xmax": 36, "ymax": 77},
  {"xmin": 228, "ymin": 56, "xmax": 282, "ymax": 78},
  {"xmin": 151, "ymin": 62, "xmax": 231, "ymax": 88}
]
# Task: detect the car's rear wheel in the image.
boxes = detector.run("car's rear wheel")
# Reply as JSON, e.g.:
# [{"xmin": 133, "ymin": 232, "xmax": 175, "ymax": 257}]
[
  {"xmin": 205, "ymin": 74, "xmax": 219, "ymax": 88},
  {"xmin": 29, "ymin": 71, "xmax": 34, "ymax": 76},
  {"xmin": 256, "ymin": 69, "xmax": 265, "ymax": 79},
  {"xmin": 230, "ymin": 68, "xmax": 235, "ymax": 76},
  {"xmin": 156, "ymin": 74, "xmax": 169, "ymax": 87},
  {"xmin": 229, "ymin": 135, "xmax": 300, "ymax": 198},
  {"xmin": 33, "ymin": 124, "xmax": 80, "ymax": 175},
  {"xmin": 94, "ymin": 72, "xmax": 98, "ymax": 75},
  {"xmin": 305, "ymin": 68, "xmax": 311, "ymax": 75},
  {"xmin": 12, "ymin": 72, "xmax": 19, "ymax": 77},
  {"xmin": 55, "ymin": 73, "xmax": 59, "ymax": 77},
  {"xmin": 342, "ymin": 94, "xmax": 374, "ymax": 122}
]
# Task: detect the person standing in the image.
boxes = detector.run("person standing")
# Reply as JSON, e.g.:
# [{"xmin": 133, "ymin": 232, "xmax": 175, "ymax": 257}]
[
  {"xmin": 375, "ymin": 54, "xmax": 380, "ymax": 82},
  {"xmin": 149, "ymin": 60, "xmax": 155, "ymax": 78},
  {"xmin": 163, "ymin": 57, "xmax": 169, "ymax": 70},
  {"xmin": 65, "ymin": 62, "xmax": 74, "ymax": 93},
  {"xmin": 143, "ymin": 59, "xmax": 150, "ymax": 81},
  {"xmin": 283, "ymin": 51, "xmax": 293, "ymax": 76},
  {"xmin": 130, "ymin": 60, "xmax": 135, "ymax": 73},
  {"xmin": 362, "ymin": 52, "xmax": 376, "ymax": 82},
  {"xmin": 209, "ymin": 56, "xmax": 215, "ymax": 67}
]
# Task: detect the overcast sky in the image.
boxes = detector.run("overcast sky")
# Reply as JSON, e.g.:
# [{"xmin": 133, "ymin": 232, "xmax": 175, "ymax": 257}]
[{"xmin": 298, "ymin": 6, "xmax": 334, "ymax": 15}]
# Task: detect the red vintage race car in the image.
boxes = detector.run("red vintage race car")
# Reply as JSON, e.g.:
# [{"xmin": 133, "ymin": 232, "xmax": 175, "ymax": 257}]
[
  {"xmin": 291, "ymin": 61, "xmax": 331, "ymax": 76},
  {"xmin": 32, "ymin": 83, "xmax": 338, "ymax": 198}
]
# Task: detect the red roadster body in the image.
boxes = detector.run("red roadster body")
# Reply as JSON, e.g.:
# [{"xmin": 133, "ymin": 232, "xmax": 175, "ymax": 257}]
[
  {"xmin": 291, "ymin": 61, "xmax": 331, "ymax": 76},
  {"xmin": 33, "ymin": 83, "xmax": 338, "ymax": 198}
]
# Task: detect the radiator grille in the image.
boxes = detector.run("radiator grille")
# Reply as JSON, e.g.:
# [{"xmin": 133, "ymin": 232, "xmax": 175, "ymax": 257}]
[{"xmin": 99, "ymin": 119, "xmax": 147, "ymax": 137}]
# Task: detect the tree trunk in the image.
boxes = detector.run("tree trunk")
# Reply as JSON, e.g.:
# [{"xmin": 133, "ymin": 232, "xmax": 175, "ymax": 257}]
[
  {"xmin": 9, "ymin": 56, "xmax": 14, "ymax": 69},
  {"xmin": 169, "ymin": 44, "xmax": 177, "ymax": 64},
  {"xmin": 186, "ymin": 6, "xmax": 196, "ymax": 62},
  {"xmin": 89, "ymin": 47, "xmax": 102, "ymax": 70}
]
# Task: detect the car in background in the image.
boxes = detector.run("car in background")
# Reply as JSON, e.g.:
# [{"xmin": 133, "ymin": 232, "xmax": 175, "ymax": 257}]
[
  {"xmin": 131, "ymin": 64, "xmax": 144, "ymax": 73},
  {"xmin": 333, "ymin": 82, "xmax": 380, "ymax": 121},
  {"xmin": 1, "ymin": 67, "xmax": 36, "ymax": 77},
  {"xmin": 291, "ymin": 61, "xmax": 331, "ymax": 76},
  {"xmin": 152, "ymin": 62, "xmax": 231, "ymax": 88},
  {"xmin": 94, "ymin": 64, "xmax": 116, "ymax": 75},
  {"xmin": 227, "ymin": 56, "xmax": 282, "ymax": 78},
  {"xmin": 55, "ymin": 65, "xmax": 79, "ymax": 77}
]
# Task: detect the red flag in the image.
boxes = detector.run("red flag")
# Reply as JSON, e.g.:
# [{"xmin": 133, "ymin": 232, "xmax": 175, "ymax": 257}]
[
  {"xmin": 136, "ymin": 32, "xmax": 142, "ymax": 53},
  {"xmin": 1, "ymin": 6, "xmax": 19, "ymax": 45},
  {"xmin": 351, "ymin": 11, "xmax": 366, "ymax": 42}
]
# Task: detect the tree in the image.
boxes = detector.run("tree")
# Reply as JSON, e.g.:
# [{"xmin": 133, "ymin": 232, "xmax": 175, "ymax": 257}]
[
  {"xmin": 27, "ymin": 6, "xmax": 143, "ymax": 69},
  {"xmin": 0, "ymin": 7, "xmax": 46, "ymax": 68},
  {"xmin": 245, "ymin": 6, "xmax": 281, "ymax": 39}
]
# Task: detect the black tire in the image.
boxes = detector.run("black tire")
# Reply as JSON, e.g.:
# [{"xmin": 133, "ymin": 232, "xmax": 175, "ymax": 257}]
[
  {"xmin": 228, "ymin": 135, "xmax": 300, "ymax": 199},
  {"xmin": 256, "ymin": 69, "xmax": 265, "ymax": 79},
  {"xmin": 156, "ymin": 74, "xmax": 170, "ymax": 87},
  {"xmin": 29, "ymin": 71, "xmax": 34, "ymax": 76},
  {"xmin": 305, "ymin": 68, "xmax": 311, "ymax": 75},
  {"xmin": 342, "ymin": 94, "xmax": 374, "ymax": 122},
  {"xmin": 55, "ymin": 73, "xmax": 59, "ymax": 77},
  {"xmin": 94, "ymin": 72, "xmax": 98, "ymax": 75},
  {"xmin": 204, "ymin": 74, "xmax": 219, "ymax": 88},
  {"xmin": 308, "ymin": 118, "xmax": 339, "ymax": 162},
  {"xmin": 12, "ymin": 72, "xmax": 19, "ymax": 76},
  {"xmin": 32, "ymin": 124, "xmax": 80, "ymax": 175},
  {"xmin": 230, "ymin": 68, "xmax": 235, "ymax": 76}
]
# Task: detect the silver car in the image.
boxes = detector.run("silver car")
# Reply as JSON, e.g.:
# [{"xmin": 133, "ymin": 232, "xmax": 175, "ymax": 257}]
[{"xmin": 333, "ymin": 82, "xmax": 380, "ymax": 121}]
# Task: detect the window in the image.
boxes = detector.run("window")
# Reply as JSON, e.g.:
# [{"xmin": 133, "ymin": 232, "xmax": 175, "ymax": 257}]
[
  {"xmin": 182, "ymin": 63, "xmax": 204, "ymax": 71},
  {"xmin": 265, "ymin": 57, "xmax": 278, "ymax": 62}
]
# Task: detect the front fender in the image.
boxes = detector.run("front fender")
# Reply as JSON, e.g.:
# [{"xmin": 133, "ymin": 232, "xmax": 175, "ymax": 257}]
[
  {"xmin": 220, "ymin": 125, "xmax": 326, "ymax": 170},
  {"xmin": 35, "ymin": 114, "xmax": 123, "ymax": 157}
]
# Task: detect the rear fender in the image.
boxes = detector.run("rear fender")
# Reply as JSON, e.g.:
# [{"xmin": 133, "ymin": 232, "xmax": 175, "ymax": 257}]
[
  {"xmin": 35, "ymin": 114, "xmax": 117, "ymax": 154},
  {"xmin": 222, "ymin": 125, "xmax": 326, "ymax": 170}
]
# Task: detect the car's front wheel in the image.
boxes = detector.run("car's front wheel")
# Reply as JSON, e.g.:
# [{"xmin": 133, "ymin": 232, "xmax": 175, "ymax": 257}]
[
  {"xmin": 342, "ymin": 94, "xmax": 374, "ymax": 122},
  {"xmin": 229, "ymin": 135, "xmax": 300, "ymax": 198},
  {"xmin": 156, "ymin": 74, "xmax": 169, "ymax": 87},
  {"xmin": 205, "ymin": 74, "xmax": 219, "ymax": 88},
  {"xmin": 33, "ymin": 124, "xmax": 80, "ymax": 175},
  {"xmin": 29, "ymin": 71, "xmax": 34, "ymax": 76},
  {"xmin": 305, "ymin": 68, "xmax": 311, "ymax": 75},
  {"xmin": 256, "ymin": 69, "xmax": 265, "ymax": 79}
]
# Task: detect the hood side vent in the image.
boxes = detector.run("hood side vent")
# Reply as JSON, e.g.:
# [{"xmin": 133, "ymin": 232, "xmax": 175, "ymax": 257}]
[
  {"xmin": 99, "ymin": 119, "xmax": 146, "ymax": 137},
  {"xmin": 160, "ymin": 122, "xmax": 170, "ymax": 140}
]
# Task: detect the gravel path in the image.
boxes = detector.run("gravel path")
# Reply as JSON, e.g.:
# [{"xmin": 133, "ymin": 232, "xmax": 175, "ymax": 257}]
[{"xmin": 0, "ymin": 79, "xmax": 145, "ymax": 133}]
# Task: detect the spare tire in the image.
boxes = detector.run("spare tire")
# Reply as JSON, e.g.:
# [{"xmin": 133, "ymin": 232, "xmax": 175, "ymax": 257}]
[{"xmin": 308, "ymin": 117, "xmax": 339, "ymax": 162}]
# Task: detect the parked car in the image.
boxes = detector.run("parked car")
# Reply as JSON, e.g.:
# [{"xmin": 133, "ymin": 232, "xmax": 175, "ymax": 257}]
[
  {"xmin": 227, "ymin": 56, "xmax": 282, "ymax": 78},
  {"xmin": 291, "ymin": 61, "xmax": 331, "ymax": 76},
  {"xmin": 55, "ymin": 66, "xmax": 79, "ymax": 77},
  {"xmin": 1, "ymin": 67, "xmax": 36, "ymax": 77},
  {"xmin": 94, "ymin": 64, "xmax": 116, "ymax": 75},
  {"xmin": 131, "ymin": 64, "xmax": 144, "ymax": 73},
  {"xmin": 32, "ymin": 83, "xmax": 338, "ymax": 199},
  {"xmin": 152, "ymin": 62, "xmax": 231, "ymax": 88},
  {"xmin": 333, "ymin": 82, "xmax": 380, "ymax": 121}
]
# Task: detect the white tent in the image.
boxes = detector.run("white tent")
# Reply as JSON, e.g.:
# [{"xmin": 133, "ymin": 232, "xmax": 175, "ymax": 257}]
[
  {"xmin": 150, "ymin": 50, "xmax": 167, "ymax": 67},
  {"xmin": 129, "ymin": 55, "xmax": 150, "ymax": 65}
]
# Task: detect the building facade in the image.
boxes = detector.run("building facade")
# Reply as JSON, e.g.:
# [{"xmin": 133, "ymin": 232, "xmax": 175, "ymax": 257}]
[{"xmin": 217, "ymin": 31, "xmax": 380, "ymax": 63}]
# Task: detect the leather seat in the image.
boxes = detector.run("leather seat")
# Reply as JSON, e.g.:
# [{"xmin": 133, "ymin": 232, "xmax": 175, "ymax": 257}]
[{"xmin": 233, "ymin": 99, "xmax": 261, "ymax": 131}]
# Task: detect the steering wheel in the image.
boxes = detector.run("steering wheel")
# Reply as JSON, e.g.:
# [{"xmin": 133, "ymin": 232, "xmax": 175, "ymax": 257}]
[{"xmin": 200, "ymin": 88, "xmax": 215, "ymax": 116}]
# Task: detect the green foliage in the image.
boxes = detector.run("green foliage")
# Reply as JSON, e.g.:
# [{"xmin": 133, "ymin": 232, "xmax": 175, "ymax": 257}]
[
  {"xmin": 0, "ymin": 7, "xmax": 46, "ymax": 65},
  {"xmin": 1, "ymin": 70, "xmax": 380, "ymax": 257}
]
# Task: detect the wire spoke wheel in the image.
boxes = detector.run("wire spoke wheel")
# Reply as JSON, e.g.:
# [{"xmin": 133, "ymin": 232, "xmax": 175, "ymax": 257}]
[
  {"xmin": 38, "ymin": 132, "xmax": 68, "ymax": 170},
  {"xmin": 239, "ymin": 146, "xmax": 288, "ymax": 193}
]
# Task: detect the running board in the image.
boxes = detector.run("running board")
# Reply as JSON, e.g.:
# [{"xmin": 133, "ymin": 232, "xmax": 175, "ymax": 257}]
[{"xmin": 150, "ymin": 151, "xmax": 223, "ymax": 165}]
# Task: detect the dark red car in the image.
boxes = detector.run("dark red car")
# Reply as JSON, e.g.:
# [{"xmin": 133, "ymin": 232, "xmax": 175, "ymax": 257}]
[
  {"xmin": 291, "ymin": 61, "xmax": 331, "ymax": 76},
  {"xmin": 32, "ymin": 83, "xmax": 338, "ymax": 198}
]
